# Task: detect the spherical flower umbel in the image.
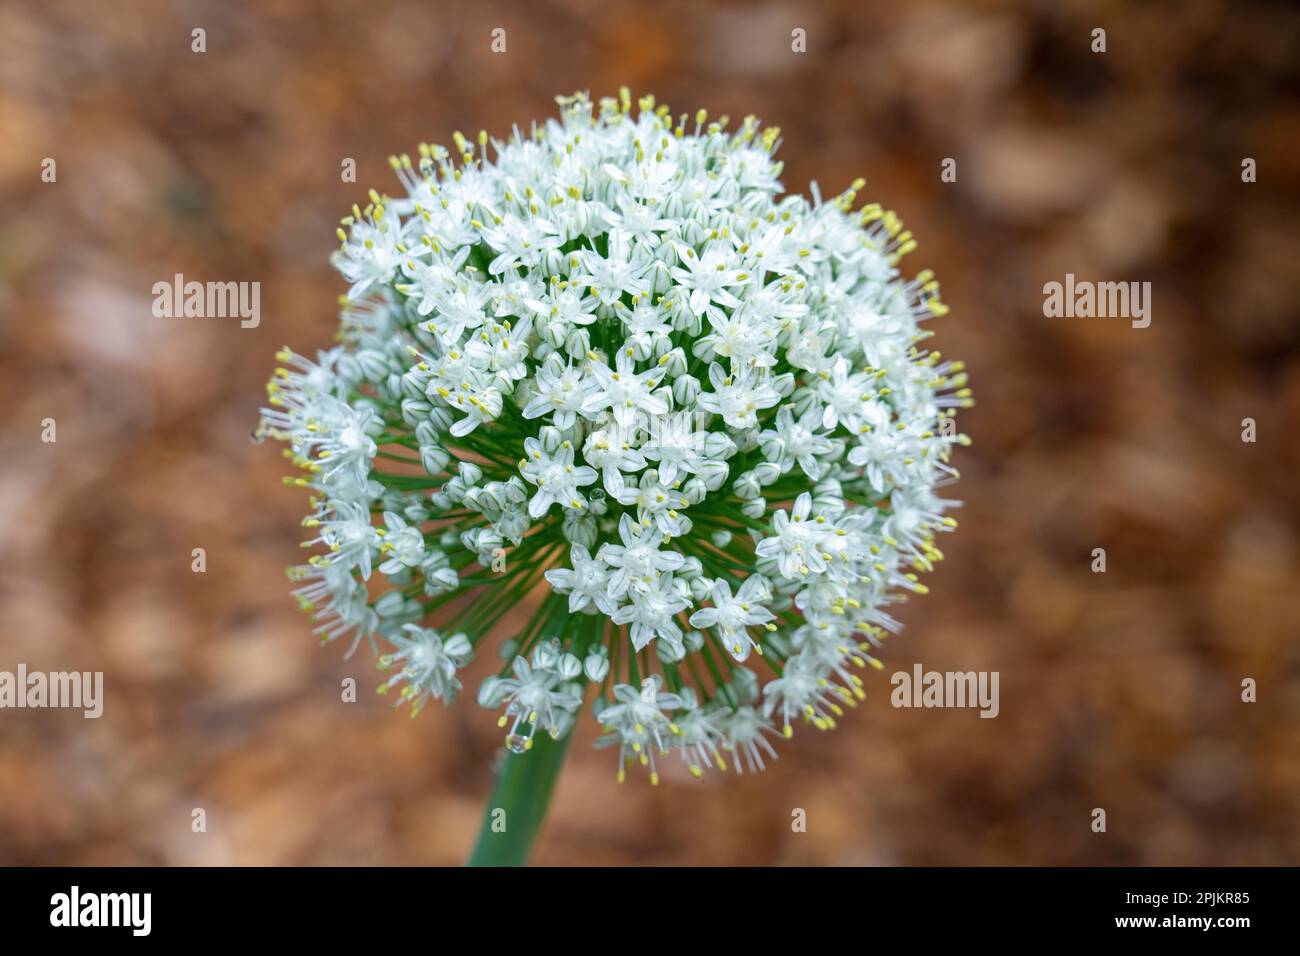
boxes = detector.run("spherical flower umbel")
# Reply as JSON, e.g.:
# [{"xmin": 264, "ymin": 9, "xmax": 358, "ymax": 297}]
[{"xmin": 258, "ymin": 89, "xmax": 972, "ymax": 787}]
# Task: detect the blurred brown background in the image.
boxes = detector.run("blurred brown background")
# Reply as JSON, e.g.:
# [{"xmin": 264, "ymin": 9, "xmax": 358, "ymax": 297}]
[{"xmin": 1, "ymin": 0, "xmax": 1298, "ymax": 865}]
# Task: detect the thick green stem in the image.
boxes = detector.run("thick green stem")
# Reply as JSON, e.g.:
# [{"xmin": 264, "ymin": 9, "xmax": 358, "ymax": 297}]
[{"xmin": 467, "ymin": 728, "xmax": 574, "ymax": 867}]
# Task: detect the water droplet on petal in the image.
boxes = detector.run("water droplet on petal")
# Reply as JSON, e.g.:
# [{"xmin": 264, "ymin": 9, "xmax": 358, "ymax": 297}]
[{"xmin": 505, "ymin": 733, "xmax": 529, "ymax": 754}]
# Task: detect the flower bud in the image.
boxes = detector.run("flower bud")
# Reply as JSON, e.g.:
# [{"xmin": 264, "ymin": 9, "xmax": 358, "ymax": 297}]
[
  {"xmin": 648, "ymin": 259, "xmax": 673, "ymax": 295},
  {"xmin": 564, "ymin": 327, "xmax": 591, "ymax": 359},
  {"xmin": 563, "ymin": 513, "xmax": 597, "ymax": 548},
  {"xmin": 689, "ymin": 576, "xmax": 712, "ymax": 603},
  {"xmin": 673, "ymin": 374, "xmax": 701, "ymax": 406},
  {"xmin": 400, "ymin": 371, "xmax": 426, "ymax": 401},
  {"xmin": 476, "ymin": 487, "xmax": 504, "ymax": 515},
  {"xmin": 401, "ymin": 398, "xmax": 432, "ymax": 428},
  {"xmin": 812, "ymin": 478, "xmax": 845, "ymax": 518},
  {"xmin": 476, "ymin": 675, "xmax": 501, "ymax": 708},
  {"xmin": 681, "ymin": 219, "xmax": 707, "ymax": 247},
  {"xmin": 790, "ymin": 387, "xmax": 818, "ymax": 418},
  {"xmin": 626, "ymin": 335, "xmax": 653, "ymax": 362},
  {"xmin": 374, "ymin": 590, "xmax": 408, "ymax": 617},
  {"xmin": 425, "ymin": 566, "xmax": 460, "ymax": 592},
  {"xmin": 558, "ymin": 653, "xmax": 583, "ymax": 681},
  {"xmin": 656, "ymin": 637, "xmax": 686, "ymax": 664},
  {"xmin": 731, "ymin": 426, "xmax": 760, "ymax": 453},
  {"xmin": 540, "ymin": 247, "xmax": 566, "ymax": 279},
  {"xmin": 427, "ymin": 405, "xmax": 455, "ymax": 432},
  {"xmin": 698, "ymin": 460, "xmax": 729, "ymax": 491},
  {"xmin": 538, "ymin": 425, "xmax": 563, "ymax": 455},
  {"xmin": 583, "ymin": 648, "xmax": 610, "ymax": 683},
  {"xmin": 421, "ymin": 443, "xmax": 450, "ymax": 476},
  {"xmin": 502, "ymin": 477, "xmax": 530, "ymax": 504},
  {"xmin": 733, "ymin": 472, "xmax": 761, "ymax": 500},
  {"xmin": 443, "ymin": 633, "xmax": 473, "ymax": 664},
  {"xmin": 533, "ymin": 639, "xmax": 562, "ymax": 670},
  {"xmin": 703, "ymin": 431, "xmax": 736, "ymax": 459},
  {"xmin": 731, "ymin": 667, "xmax": 760, "ymax": 704},
  {"xmin": 357, "ymin": 349, "xmax": 390, "ymax": 382},
  {"xmin": 415, "ymin": 420, "xmax": 438, "ymax": 446},
  {"xmin": 336, "ymin": 353, "xmax": 362, "ymax": 382}
]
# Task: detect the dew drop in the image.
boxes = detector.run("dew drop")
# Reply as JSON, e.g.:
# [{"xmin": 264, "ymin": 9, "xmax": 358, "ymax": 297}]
[{"xmin": 505, "ymin": 733, "xmax": 529, "ymax": 754}]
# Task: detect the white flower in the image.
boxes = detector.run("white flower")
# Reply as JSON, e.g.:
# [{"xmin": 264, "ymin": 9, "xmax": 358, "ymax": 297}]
[
  {"xmin": 580, "ymin": 233, "xmax": 651, "ymax": 305},
  {"xmin": 582, "ymin": 421, "xmax": 647, "ymax": 498},
  {"xmin": 615, "ymin": 296, "xmax": 674, "ymax": 344},
  {"xmin": 521, "ymin": 357, "xmax": 596, "ymax": 429},
  {"xmin": 614, "ymin": 468, "xmax": 692, "ymax": 536},
  {"xmin": 544, "ymin": 544, "xmax": 618, "ymax": 616},
  {"xmin": 465, "ymin": 317, "xmax": 533, "ymax": 383},
  {"xmin": 606, "ymin": 194, "xmax": 675, "ymax": 245},
  {"xmin": 697, "ymin": 362, "xmax": 781, "ymax": 429},
  {"xmin": 637, "ymin": 413, "xmax": 709, "ymax": 486},
  {"xmin": 582, "ymin": 347, "xmax": 669, "ymax": 429},
  {"xmin": 519, "ymin": 437, "xmax": 598, "ymax": 518},
  {"xmin": 688, "ymin": 575, "xmax": 776, "ymax": 661},
  {"xmin": 480, "ymin": 213, "xmax": 563, "ymax": 275},
  {"xmin": 292, "ymin": 397, "xmax": 379, "ymax": 492},
  {"xmin": 598, "ymin": 513, "xmax": 685, "ymax": 598},
  {"xmin": 478, "ymin": 642, "xmax": 584, "ymax": 752},
  {"xmin": 378, "ymin": 624, "xmax": 473, "ymax": 714},
  {"xmin": 378, "ymin": 511, "xmax": 426, "ymax": 575},
  {"xmin": 668, "ymin": 688, "xmax": 729, "ymax": 777},
  {"xmin": 762, "ymin": 651, "xmax": 852, "ymax": 737},
  {"xmin": 754, "ymin": 493, "xmax": 833, "ymax": 579},
  {"xmin": 671, "ymin": 241, "xmax": 745, "ymax": 318},
  {"xmin": 698, "ymin": 308, "xmax": 779, "ymax": 369},
  {"xmin": 761, "ymin": 405, "xmax": 835, "ymax": 480},
  {"xmin": 524, "ymin": 282, "xmax": 599, "ymax": 339},
  {"xmin": 596, "ymin": 676, "xmax": 686, "ymax": 784},
  {"xmin": 815, "ymin": 357, "xmax": 885, "ymax": 432},
  {"xmin": 402, "ymin": 247, "xmax": 472, "ymax": 318},
  {"xmin": 612, "ymin": 574, "xmax": 692, "ymax": 651},
  {"xmin": 444, "ymin": 379, "xmax": 503, "ymax": 438},
  {"xmin": 262, "ymin": 90, "xmax": 970, "ymax": 787},
  {"xmin": 334, "ymin": 214, "xmax": 405, "ymax": 298},
  {"xmin": 418, "ymin": 271, "xmax": 491, "ymax": 344},
  {"xmin": 305, "ymin": 498, "xmax": 378, "ymax": 580},
  {"xmin": 722, "ymin": 705, "xmax": 781, "ymax": 774}
]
